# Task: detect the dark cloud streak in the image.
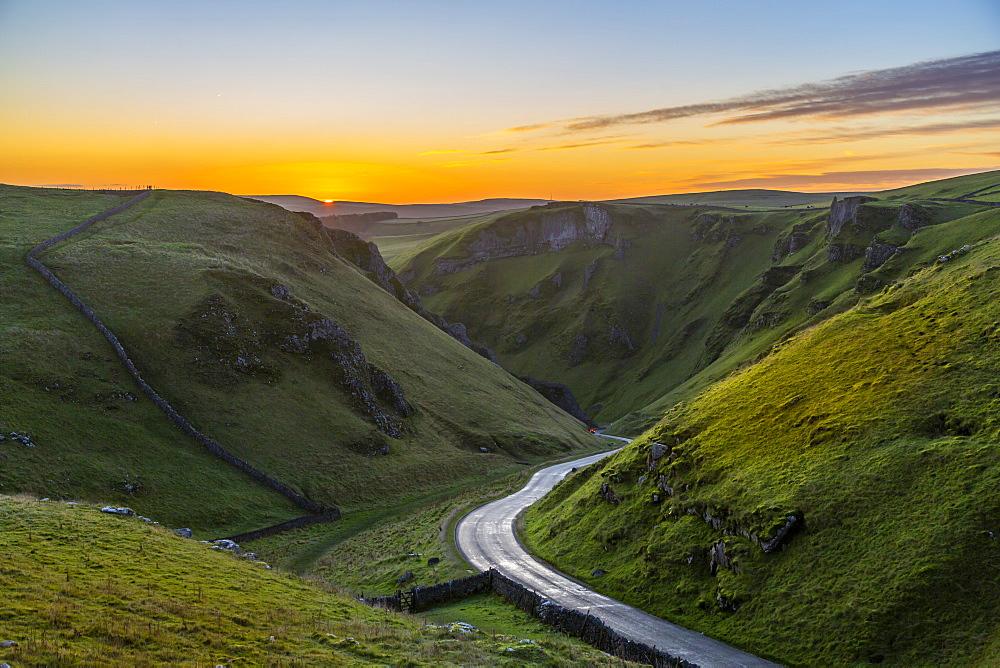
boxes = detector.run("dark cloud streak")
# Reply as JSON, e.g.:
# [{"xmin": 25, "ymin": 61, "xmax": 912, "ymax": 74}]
[{"xmin": 518, "ymin": 51, "xmax": 1000, "ymax": 134}]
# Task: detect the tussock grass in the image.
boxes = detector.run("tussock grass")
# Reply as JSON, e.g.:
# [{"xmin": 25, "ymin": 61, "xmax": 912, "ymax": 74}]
[{"xmin": 0, "ymin": 494, "xmax": 627, "ymax": 666}]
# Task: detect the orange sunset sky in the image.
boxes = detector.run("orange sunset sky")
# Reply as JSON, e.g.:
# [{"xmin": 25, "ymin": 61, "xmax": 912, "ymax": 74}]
[{"xmin": 1, "ymin": 1, "xmax": 999, "ymax": 203}]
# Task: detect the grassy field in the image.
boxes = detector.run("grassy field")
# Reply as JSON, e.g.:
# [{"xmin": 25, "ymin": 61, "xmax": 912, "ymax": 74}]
[
  {"xmin": 0, "ymin": 494, "xmax": 630, "ymax": 667},
  {"xmin": 2, "ymin": 185, "xmax": 596, "ymax": 538},
  {"xmin": 522, "ymin": 218, "xmax": 1000, "ymax": 664}
]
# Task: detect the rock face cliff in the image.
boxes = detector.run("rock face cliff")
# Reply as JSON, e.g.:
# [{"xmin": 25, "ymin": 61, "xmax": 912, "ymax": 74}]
[
  {"xmin": 517, "ymin": 376, "xmax": 598, "ymax": 428},
  {"xmin": 434, "ymin": 203, "xmax": 614, "ymax": 275},
  {"xmin": 175, "ymin": 277, "xmax": 412, "ymax": 438},
  {"xmin": 827, "ymin": 196, "xmax": 878, "ymax": 237}
]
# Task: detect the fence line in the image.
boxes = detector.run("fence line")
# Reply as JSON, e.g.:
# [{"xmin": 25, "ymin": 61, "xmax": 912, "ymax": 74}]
[
  {"xmin": 361, "ymin": 569, "xmax": 694, "ymax": 667},
  {"xmin": 24, "ymin": 191, "xmax": 340, "ymax": 525}
]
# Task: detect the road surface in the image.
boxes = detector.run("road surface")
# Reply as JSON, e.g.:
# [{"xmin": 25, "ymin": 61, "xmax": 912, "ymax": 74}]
[{"xmin": 455, "ymin": 438, "xmax": 777, "ymax": 667}]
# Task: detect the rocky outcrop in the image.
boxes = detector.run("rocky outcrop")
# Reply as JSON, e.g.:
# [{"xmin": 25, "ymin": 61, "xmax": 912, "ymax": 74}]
[
  {"xmin": 433, "ymin": 203, "xmax": 613, "ymax": 275},
  {"xmin": 863, "ymin": 240, "xmax": 902, "ymax": 271},
  {"xmin": 320, "ymin": 225, "xmax": 423, "ymax": 312},
  {"xmin": 178, "ymin": 283, "xmax": 411, "ymax": 438},
  {"xmin": 440, "ymin": 322, "xmax": 500, "ymax": 364},
  {"xmin": 898, "ymin": 202, "xmax": 931, "ymax": 230},
  {"xmin": 609, "ymin": 325, "xmax": 635, "ymax": 356},
  {"xmin": 517, "ymin": 376, "xmax": 597, "ymax": 427},
  {"xmin": 827, "ymin": 196, "xmax": 878, "ymax": 237},
  {"xmin": 599, "ymin": 483, "xmax": 622, "ymax": 504},
  {"xmin": 827, "ymin": 243, "xmax": 866, "ymax": 263},
  {"xmin": 771, "ymin": 222, "xmax": 816, "ymax": 262}
]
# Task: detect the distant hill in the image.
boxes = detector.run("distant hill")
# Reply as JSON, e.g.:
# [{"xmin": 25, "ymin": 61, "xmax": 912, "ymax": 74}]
[
  {"xmin": 607, "ymin": 188, "xmax": 869, "ymax": 208},
  {"xmin": 245, "ymin": 195, "xmax": 552, "ymax": 219}
]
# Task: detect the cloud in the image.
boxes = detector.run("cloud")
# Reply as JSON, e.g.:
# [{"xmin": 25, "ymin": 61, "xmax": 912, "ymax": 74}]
[
  {"xmin": 419, "ymin": 149, "xmax": 459, "ymax": 156},
  {"xmin": 687, "ymin": 167, "xmax": 995, "ymax": 191},
  {"xmin": 624, "ymin": 139, "xmax": 719, "ymax": 150},
  {"xmin": 507, "ymin": 51, "xmax": 1000, "ymax": 134},
  {"xmin": 950, "ymin": 151, "xmax": 1000, "ymax": 158},
  {"xmin": 768, "ymin": 118, "xmax": 1000, "ymax": 145},
  {"xmin": 537, "ymin": 138, "xmax": 628, "ymax": 152},
  {"xmin": 480, "ymin": 148, "xmax": 517, "ymax": 155}
]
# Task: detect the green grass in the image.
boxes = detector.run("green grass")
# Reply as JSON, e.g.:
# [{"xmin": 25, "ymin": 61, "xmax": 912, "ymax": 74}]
[
  {"xmin": 394, "ymin": 174, "xmax": 999, "ymax": 432},
  {"xmin": 2, "ymin": 185, "xmax": 595, "ymax": 536},
  {"xmin": 878, "ymin": 169, "xmax": 1000, "ymax": 200},
  {"xmin": 523, "ymin": 229, "xmax": 1000, "ymax": 665},
  {"xmin": 0, "ymin": 185, "xmax": 303, "ymax": 536},
  {"xmin": 0, "ymin": 494, "xmax": 630, "ymax": 666}
]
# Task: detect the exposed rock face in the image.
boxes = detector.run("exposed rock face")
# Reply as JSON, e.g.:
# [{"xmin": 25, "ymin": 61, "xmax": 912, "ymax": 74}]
[
  {"xmin": 827, "ymin": 243, "xmax": 866, "ymax": 263},
  {"xmin": 761, "ymin": 515, "xmax": 802, "ymax": 553},
  {"xmin": 898, "ymin": 202, "xmax": 931, "ymax": 230},
  {"xmin": 772, "ymin": 222, "xmax": 816, "ymax": 262},
  {"xmin": 275, "ymin": 294, "xmax": 412, "ymax": 438},
  {"xmin": 863, "ymin": 240, "xmax": 902, "ymax": 271},
  {"xmin": 647, "ymin": 442, "xmax": 670, "ymax": 471},
  {"xmin": 709, "ymin": 541, "xmax": 735, "ymax": 575},
  {"xmin": 517, "ymin": 375, "xmax": 597, "ymax": 427},
  {"xmin": 440, "ymin": 322, "xmax": 500, "ymax": 364},
  {"xmin": 433, "ymin": 203, "xmax": 614, "ymax": 275},
  {"xmin": 599, "ymin": 483, "xmax": 621, "ymax": 504},
  {"xmin": 609, "ymin": 325, "xmax": 635, "ymax": 356},
  {"xmin": 297, "ymin": 214, "xmax": 503, "ymax": 366},
  {"xmin": 321, "ymin": 226, "xmax": 423, "ymax": 311},
  {"xmin": 827, "ymin": 196, "xmax": 878, "ymax": 237}
]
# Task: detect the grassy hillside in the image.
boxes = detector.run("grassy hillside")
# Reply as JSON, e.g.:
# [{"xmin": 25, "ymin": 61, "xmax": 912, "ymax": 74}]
[
  {"xmin": 1, "ymin": 185, "xmax": 596, "ymax": 537},
  {"xmin": 0, "ymin": 494, "xmax": 627, "ymax": 666},
  {"xmin": 394, "ymin": 172, "xmax": 999, "ymax": 430},
  {"xmin": 522, "ymin": 220, "xmax": 1000, "ymax": 664}
]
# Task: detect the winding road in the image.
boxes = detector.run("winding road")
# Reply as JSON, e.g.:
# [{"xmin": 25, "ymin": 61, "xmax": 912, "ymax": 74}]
[{"xmin": 455, "ymin": 437, "xmax": 777, "ymax": 667}]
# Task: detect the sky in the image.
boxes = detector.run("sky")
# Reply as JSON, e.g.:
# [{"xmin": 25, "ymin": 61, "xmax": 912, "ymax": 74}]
[{"xmin": 1, "ymin": 0, "xmax": 998, "ymax": 202}]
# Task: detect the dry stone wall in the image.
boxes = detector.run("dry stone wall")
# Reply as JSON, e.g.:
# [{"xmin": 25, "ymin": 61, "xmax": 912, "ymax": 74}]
[{"xmin": 25, "ymin": 192, "xmax": 340, "ymax": 526}]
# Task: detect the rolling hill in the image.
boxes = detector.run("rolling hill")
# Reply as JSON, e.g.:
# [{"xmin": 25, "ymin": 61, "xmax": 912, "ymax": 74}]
[
  {"xmin": 0, "ymin": 184, "xmax": 595, "ymax": 538},
  {"xmin": 393, "ymin": 171, "xmax": 1000, "ymax": 432},
  {"xmin": 246, "ymin": 195, "xmax": 550, "ymax": 219}
]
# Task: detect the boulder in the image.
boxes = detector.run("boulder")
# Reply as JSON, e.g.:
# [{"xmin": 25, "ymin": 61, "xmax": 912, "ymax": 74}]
[
  {"xmin": 100, "ymin": 506, "xmax": 135, "ymax": 516},
  {"xmin": 211, "ymin": 539, "xmax": 241, "ymax": 553},
  {"xmin": 397, "ymin": 570, "xmax": 414, "ymax": 584},
  {"xmin": 0, "ymin": 640, "xmax": 17, "ymax": 648},
  {"xmin": 591, "ymin": 568, "xmax": 607, "ymax": 577},
  {"xmin": 173, "ymin": 528, "xmax": 193, "ymax": 538},
  {"xmin": 427, "ymin": 557, "xmax": 440, "ymax": 566}
]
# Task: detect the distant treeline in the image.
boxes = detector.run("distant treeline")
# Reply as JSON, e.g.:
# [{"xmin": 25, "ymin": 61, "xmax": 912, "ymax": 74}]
[{"xmin": 320, "ymin": 211, "xmax": 398, "ymax": 236}]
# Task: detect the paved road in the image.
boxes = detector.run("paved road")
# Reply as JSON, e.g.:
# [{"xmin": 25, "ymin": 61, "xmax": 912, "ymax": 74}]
[{"xmin": 455, "ymin": 438, "xmax": 777, "ymax": 667}]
